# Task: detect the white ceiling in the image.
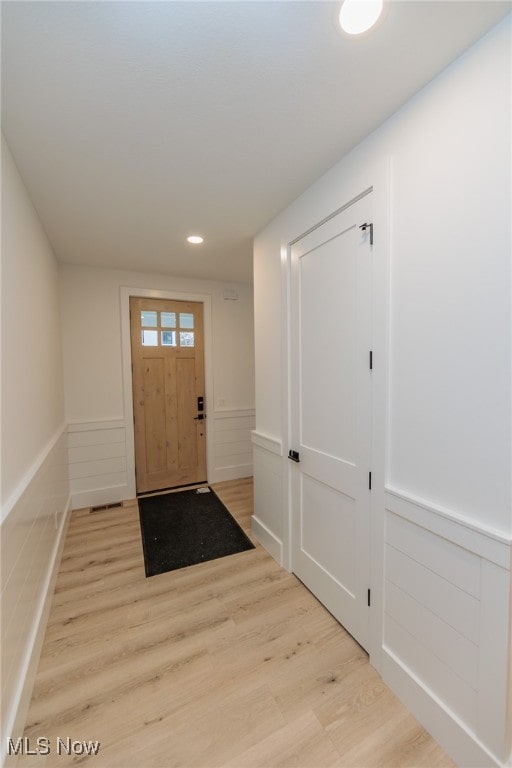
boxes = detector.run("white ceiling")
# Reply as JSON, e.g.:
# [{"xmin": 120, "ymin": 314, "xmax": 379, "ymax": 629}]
[{"xmin": 2, "ymin": 1, "xmax": 510, "ymax": 284}]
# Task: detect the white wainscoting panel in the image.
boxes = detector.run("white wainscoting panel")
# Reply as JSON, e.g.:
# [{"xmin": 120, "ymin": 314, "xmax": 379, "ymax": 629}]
[
  {"xmin": 251, "ymin": 431, "xmax": 283, "ymax": 564},
  {"xmin": 68, "ymin": 420, "xmax": 129, "ymax": 509},
  {"xmin": 1, "ymin": 426, "xmax": 70, "ymax": 766},
  {"xmin": 382, "ymin": 487, "xmax": 511, "ymax": 767},
  {"xmin": 211, "ymin": 410, "xmax": 255, "ymax": 483}
]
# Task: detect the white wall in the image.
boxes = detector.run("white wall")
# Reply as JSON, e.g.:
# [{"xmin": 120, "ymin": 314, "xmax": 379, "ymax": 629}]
[
  {"xmin": 253, "ymin": 17, "xmax": 511, "ymax": 768},
  {"xmin": 1, "ymin": 137, "xmax": 66, "ymax": 507},
  {"xmin": 385, "ymin": 22, "xmax": 511, "ymax": 533},
  {"xmin": 60, "ymin": 264, "xmax": 255, "ymax": 506},
  {"xmin": 255, "ymin": 15, "xmax": 511, "ymax": 539},
  {"xmin": 1, "ymin": 136, "xmax": 70, "ymax": 761}
]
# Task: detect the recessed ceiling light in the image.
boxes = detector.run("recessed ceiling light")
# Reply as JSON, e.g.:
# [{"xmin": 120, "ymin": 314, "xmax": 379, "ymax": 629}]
[
  {"xmin": 339, "ymin": 0, "xmax": 383, "ymax": 35},
  {"xmin": 187, "ymin": 235, "xmax": 204, "ymax": 244}
]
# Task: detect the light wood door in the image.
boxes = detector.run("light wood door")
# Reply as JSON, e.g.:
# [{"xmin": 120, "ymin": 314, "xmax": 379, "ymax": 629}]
[
  {"xmin": 290, "ymin": 193, "xmax": 373, "ymax": 650},
  {"xmin": 130, "ymin": 297, "xmax": 206, "ymax": 493}
]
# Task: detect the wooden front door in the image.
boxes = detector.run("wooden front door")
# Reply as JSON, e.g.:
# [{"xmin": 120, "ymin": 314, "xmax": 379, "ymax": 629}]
[{"xmin": 130, "ymin": 297, "xmax": 206, "ymax": 493}]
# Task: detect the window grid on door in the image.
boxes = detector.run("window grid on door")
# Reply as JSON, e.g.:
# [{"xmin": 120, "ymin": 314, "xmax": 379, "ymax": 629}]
[{"xmin": 140, "ymin": 310, "xmax": 195, "ymax": 348}]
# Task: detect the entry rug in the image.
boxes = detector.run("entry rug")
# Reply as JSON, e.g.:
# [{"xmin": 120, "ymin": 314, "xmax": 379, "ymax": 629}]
[{"xmin": 138, "ymin": 487, "xmax": 255, "ymax": 577}]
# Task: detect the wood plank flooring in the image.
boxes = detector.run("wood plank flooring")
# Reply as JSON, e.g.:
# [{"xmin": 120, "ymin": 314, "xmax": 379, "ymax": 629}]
[{"xmin": 19, "ymin": 478, "xmax": 455, "ymax": 768}]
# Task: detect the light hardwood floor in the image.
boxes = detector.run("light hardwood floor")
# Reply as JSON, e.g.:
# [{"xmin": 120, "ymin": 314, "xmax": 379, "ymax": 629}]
[{"xmin": 19, "ymin": 478, "xmax": 455, "ymax": 768}]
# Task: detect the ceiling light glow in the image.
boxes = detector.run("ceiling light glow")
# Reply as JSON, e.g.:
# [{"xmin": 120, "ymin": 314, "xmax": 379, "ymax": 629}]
[
  {"xmin": 187, "ymin": 235, "xmax": 204, "ymax": 244},
  {"xmin": 339, "ymin": 0, "xmax": 383, "ymax": 35}
]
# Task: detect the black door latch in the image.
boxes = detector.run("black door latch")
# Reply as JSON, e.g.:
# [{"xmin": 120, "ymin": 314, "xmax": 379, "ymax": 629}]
[{"xmin": 288, "ymin": 450, "xmax": 300, "ymax": 463}]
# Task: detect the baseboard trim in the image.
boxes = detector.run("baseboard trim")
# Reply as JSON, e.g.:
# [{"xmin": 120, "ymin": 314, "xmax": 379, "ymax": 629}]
[
  {"xmin": 381, "ymin": 644, "xmax": 503, "ymax": 768},
  {"xmin": 2, "ymin": 496, "xmax": 72, "ymax": 767},
  {"xmin": 71, "ymin": 483, "xmax": 130, "ymax": 510},
  {"xmin": 251, "ymin": 514, "xmax": 282, "ymax": 565},
  {"xmin": 210, "ymin": 464, "xmax": 253, "ymax": 484}
]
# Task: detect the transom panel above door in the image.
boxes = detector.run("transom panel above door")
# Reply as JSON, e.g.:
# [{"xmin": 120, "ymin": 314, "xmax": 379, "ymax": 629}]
[{"xmin": 130, "ymin": 297, "xmax": 206, "ymax": 493}]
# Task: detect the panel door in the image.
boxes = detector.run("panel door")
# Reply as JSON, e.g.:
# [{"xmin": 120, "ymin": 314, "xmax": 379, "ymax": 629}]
[
  {"xmin": 130, "ymin": 297, "xmax": 206, "ymax": 493},
  {"xmin": 290, "ymin": 193, "xmax": 373, "ymax": 650}
]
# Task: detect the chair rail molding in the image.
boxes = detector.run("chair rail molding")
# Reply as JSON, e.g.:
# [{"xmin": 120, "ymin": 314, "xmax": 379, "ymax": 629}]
[
  {"xmin": 1, "ymin": 421, "xmax": 67, "ymax": 523},
  {"xmin": 385, "ymin": 485, "xmax": 511, "ymax": 567}
]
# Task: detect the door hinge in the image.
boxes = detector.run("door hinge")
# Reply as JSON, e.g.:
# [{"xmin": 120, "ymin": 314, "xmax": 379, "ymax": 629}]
[
  {"xmin": 288, "ymin": 450, "xmax": 300, "ymax": 463},
  {"xmin": 369, "ymin": 350, "xmax": 373, "ymax": 370},
  {"xmin": 368, "ymin": 471, "xmax": 372, "ymax": 490},
  {"xmin": 359, "ymin": 222, "xmax": 374, "ymax": 245},
  {"xmin": 367, "ymin": 589, "xmax": 371, "ymax": 607}
]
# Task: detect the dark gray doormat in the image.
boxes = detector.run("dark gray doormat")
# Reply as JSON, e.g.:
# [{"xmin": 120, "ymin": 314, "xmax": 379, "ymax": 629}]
[{"xmin": 138, "ymin": 487, "xmax": 255, "ymax": 577}]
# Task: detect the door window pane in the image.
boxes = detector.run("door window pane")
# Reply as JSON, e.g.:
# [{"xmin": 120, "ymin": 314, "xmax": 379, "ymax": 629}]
[
  {"xmin": 161, "ymin": 331, "xmax": 177, "ymax": 346},
  {"xmin": 179, "ymin": 312, "xmax": 194, "ymax": 329},
  {"xmin": 161, "ymin": 312, "xmax": 176, "ymax": 328},
  {"xmin": 141, "ymin": 311, "xmax": 157, "ymax": 327},
  {"xmin": 180, "ymin": 331, "xmax": 195, "ymax": 347},
  {"xmin": 141, "ymin": 330, "xmax": 158, "ymax": 346}
]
